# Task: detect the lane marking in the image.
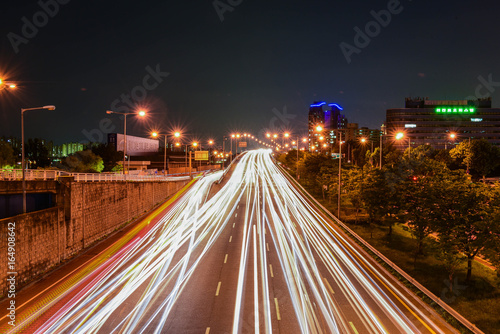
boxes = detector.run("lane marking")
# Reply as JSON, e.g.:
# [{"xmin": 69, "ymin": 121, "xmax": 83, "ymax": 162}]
[
  {"xmin": 349, "ymin": 322, "xmax": 359, "ymax": 334},
  {"xmin": 229, "ymin": 236, "xmax": 232, "ymax": 243},
  {"xmin": 323, "ymin": 277, "xmax": 334, "ymax": 294},
  {"xmin": 269, "ymin": 264, "xmax": 274, "ymax": 278},
  {"xmin": 215, "ymin": 282, "xmax": 222, "ymax": 296},
  {"xmin": 235, "ymin": 213, "xmax": 238, "ymax": 217},
  {"xmin": 205, "ymin": 328, "xmax": 210, "ymax": 334},
  {"xmin": 274, "ymin": 298, "xmax": 281, "ymax": 321},
  {"xmin": 233, "ymin": 223, "xmax": 235, "ymax": 228},
  {"xmin": 266, "ymin": 243, "xmax": 269, "ymax": 252},
  {"xmin": 224, "ymin": 254, "xmax": 228, "ymax": 263}
]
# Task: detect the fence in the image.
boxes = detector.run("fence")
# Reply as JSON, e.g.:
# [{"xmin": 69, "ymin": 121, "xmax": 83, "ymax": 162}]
[{"xmin": 0, "ymin": 170, "xmax": 192, "ymax": 182}]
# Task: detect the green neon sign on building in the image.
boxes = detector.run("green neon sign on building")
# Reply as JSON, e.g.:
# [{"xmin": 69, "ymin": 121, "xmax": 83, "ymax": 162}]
[{"xmin": 435, "ymin": 106, "xmax": 475, "ymax": 114}]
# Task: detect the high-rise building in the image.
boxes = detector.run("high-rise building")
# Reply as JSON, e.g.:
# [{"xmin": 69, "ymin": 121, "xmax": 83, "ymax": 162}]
[
  {"xmin": 386, "ymin": 97, "xmax": 500, "ymax": 150},
  {"xmin": 308, "ymin": 102, "xmax": 348, "ymax": 152},
  {"xmin": 308, "ymin": 102, "xmax": 326, "ymax": 152}
]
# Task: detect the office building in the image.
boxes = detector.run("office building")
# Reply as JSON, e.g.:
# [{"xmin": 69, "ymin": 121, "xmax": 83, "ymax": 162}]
[{"xmin": 386, "ymin": 97, "xmax": 500, "ymax": 150}]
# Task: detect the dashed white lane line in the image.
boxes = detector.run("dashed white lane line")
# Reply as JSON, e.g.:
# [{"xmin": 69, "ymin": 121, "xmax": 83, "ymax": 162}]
[
  {"xmin": 266, "ymin": 243, "xmax": 269, "ymax": 252},
  {"xmin": 224, "ymin": 254, "xmax": 228, "ymax": 263},
  {"xmin": 229, "ymin": 236, "xmax": 232, "ymax": 243},
  {"xmin": 274, "ymin": 298, "xmax": 281, "ymax": 321},
  {"xmin": 205, "ymin": 328, "xmax": 210, "ymax": 334},
  {"xmin": 323, "ymin": 277, "xmax": 335, "ymax": 294},
  {"xmin": 269, "ymin": 264, "xmax": 274, "ymax": 278},
  {"xmin": 215, "ymin": 282, "xmax": 222, "ymax": 296},
  {"xmin": 349, "ymin": 322, "xmax": 359, "ymax": 334}
]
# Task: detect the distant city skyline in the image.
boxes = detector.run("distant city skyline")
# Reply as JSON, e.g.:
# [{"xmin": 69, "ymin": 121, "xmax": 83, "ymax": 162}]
[{"xmin": 1, "ymin": 0, "xmax": 499, "ymax": 144}]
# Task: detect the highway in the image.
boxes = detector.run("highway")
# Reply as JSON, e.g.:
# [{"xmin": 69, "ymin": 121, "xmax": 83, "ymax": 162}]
[{"xmin": 1, "ymin": 149, "xmax": 457, "ymax": 333}]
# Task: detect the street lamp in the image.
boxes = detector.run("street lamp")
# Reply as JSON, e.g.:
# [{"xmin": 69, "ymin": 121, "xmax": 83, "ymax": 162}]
[
  {"xmin": 396, "ymin": 132, "xmax": 411, "ymax": 159},
  {"xmin": 0, "ymin": 79, "xmax": 17, "ymax": 91},
  {"xmin": 106, "ymin": 109, "xmax": 146, "ymax": 176},
  {"xmin": 21, "ymin": 105, "xmax": 56, "ymax": 213},
  {"xmin": 445, "ymin": 133, "xmax": 456, "ymax": 150},
  {"xmin": 151, "ymin": 131, "xmax": 173, "ymax": 175}
]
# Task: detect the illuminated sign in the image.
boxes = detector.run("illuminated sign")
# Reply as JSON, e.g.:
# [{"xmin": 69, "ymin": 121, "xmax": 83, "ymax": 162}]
[
  {"xmin": 471, "ymin": 118, "xmax": 483, "ymax": 122},
  {"xmin": 195, "ymin": 151, "xmax": 209, "ymax": 161},
  {"xmin": 435, "ymin": 106, "xmax": 475, "ymax": 113},
  {"xmin": 405, "ymin": 124, "xmax": 417, "ymax": 128}
]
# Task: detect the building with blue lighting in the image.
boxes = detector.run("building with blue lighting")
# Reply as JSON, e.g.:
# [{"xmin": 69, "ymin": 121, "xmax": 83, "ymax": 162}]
[
  {"xmin": 308, "ymin": 102, "xmax": 348, "ymax": 152},
  {"xmin": 386, "ymin": 97, "xmax": 500, "ymax": 150}
]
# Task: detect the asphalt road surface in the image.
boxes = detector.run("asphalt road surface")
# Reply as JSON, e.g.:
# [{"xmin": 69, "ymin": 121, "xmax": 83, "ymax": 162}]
[{"xmin": 0, "ymin": 150, "xmax": 458, "ymax": 334}]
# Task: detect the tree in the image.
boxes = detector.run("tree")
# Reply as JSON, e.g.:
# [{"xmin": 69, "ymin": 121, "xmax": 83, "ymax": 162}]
[
  {"xmin": 91, "ymin": 143, "xmax": 123, "ymax": 172},
  {"xmin": 450, "ymin": 139, "xmax": 500, "ymax": 181},
  {"xmin": 435, "ymin": 235, "xmax": 465, "ymax": 293},
  {"xmin": 434, "ymin": 177, "xmax": 499, "ymax": 281},
  {"xmin": 344, "ymin": 167, "xmax": 364, "ymax": 222},
  {"xmin": 397, "ymin": 149, "xmax": 446, "ymax": 255},
  {"xmin": 0, "ymin": 140, "xmax": 16, "ymax": 168},
  {"xmin": 60, "ymin": 150, "xmax": 104, "ymax": 173},
  {"xmin": 25, "ymin": 138, "xmax": 51, "ymax": 168}
]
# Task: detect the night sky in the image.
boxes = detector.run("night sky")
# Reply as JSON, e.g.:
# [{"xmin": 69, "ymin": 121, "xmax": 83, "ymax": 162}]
[{"xmin": 1, "ymin": 0, "xmax": 499, "ymax": 145}]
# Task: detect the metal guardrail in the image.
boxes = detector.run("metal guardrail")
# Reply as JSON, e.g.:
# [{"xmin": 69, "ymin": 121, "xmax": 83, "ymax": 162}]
[
  {"xmin": 279, "ymin": 165, "xmax": 484, "ymax": 334},
  {"xmin": 0, "ymin": 170, "xmax": 192, "ymax": 182}
]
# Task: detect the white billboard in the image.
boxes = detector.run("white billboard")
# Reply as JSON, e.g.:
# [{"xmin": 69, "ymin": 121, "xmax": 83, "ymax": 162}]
[{"xmin": 112, "ymin": 134, "xmax": 159, "ymax": 156}]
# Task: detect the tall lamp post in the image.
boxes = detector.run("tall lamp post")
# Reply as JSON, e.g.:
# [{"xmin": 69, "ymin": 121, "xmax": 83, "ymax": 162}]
[
  {"xmin": 151, "ymin": 131, "xmax": 180, "ymax": 175},
  {"xmin": 106, "ymin": 110, "xmax": 146, "ymax": 176},
  {"xmin": 337, "ymin": 130, "xmax": 343, "ymax": 219},
  {"xmin": 396, "ymin": 132, "xmax": 411, "ymax": 159},
  {"xmin": 361, "ymin": 137, "xmax": 374, "ymax": 166},
  {"xmin": 21, "ymin": 105, "xmax": 56, "ymax": 213}
]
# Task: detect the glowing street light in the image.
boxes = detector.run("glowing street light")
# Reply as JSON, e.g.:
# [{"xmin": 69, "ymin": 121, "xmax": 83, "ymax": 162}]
[
  {"xmin": 0, "ymin": 78, "xmax": 17, "ymax": 91},
  {"xmin": 21, "ymin": 105, "xmax": 56, "ymax": 213},
  {"xmin": 396, "ymin": 132, "xmax": 411, "ymax": 158},
  {"xmin": 106, "ymin": 109, "xmax": 147, "ymax": 176},
  {"xmin": 315, "ymin": 125, "xmax": 323, "ymax": 132}
]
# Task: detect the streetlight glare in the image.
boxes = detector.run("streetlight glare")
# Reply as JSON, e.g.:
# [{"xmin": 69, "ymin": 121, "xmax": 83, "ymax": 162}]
[
  {"xmin": 174, "ymin": 132, "xmax": 181, "ymax": 137},
  {"xmin": 450, "ymin": 133, "xmax": 456, "ymax": 139},
  {"xmin": 9, "ymin": 84, "xmax": 16, "ymax": 88},
  {"xmin": 152, "ymin": 132, "xmax": 158, "ymax": 137},
  {"xmin": 193, "ymin": 142, "xmax": 198, "ymax": 147},
  {"xmin": 209, "ymin": 140, "xmax": 214, "ymax": 145},
  {"xmin": 138, "ymin": 110, "xmax": 146, "ymax": 117},
  {"xmin": 361, "ymin": 138, "xmax": 366, "ymax": 143},
  {"xmin": 396, "ymin": 132, "xmax": 404, "ymax": 140},
  {"xmin": 175, "ymin": 142, "xmax": 180, "ymax": 147},
  {"xmin": 43, "ymin": 105, "xmax": 56, "ymax": 110},
  {"xmin": 316, "ymin": 125, "xmax": 323, "ymax": 132}
]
